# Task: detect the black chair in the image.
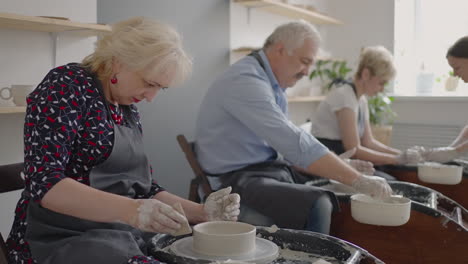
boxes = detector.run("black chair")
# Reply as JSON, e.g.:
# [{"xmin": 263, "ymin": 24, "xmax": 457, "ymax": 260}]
[{"xmin": 0, "ymin": 162, "xmax": 24, "ymax": 264}]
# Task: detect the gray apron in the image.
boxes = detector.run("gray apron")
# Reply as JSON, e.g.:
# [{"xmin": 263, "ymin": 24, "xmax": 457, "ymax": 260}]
[
  {"xmin": 24, "ymin": 99, "xmax": 158, "ymax": 264},
  {"xmin": 217, "ymin": 161, "xmax": 339, "ymax": 230}
]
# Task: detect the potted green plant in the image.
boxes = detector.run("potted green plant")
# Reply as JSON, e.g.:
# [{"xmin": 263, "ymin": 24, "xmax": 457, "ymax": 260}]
[
  {"xmin": 367, "ymin": 93, "xmax": 397, "ymax": 145},
  {"xmin": 309, "ymin": 59, "xmax": 352, "ymax": 94}
]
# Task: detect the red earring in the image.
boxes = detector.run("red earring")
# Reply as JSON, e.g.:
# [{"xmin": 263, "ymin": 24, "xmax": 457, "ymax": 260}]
[{"xmin": 110, "ymin": 76, "xmax": 118, "ymax": 84}]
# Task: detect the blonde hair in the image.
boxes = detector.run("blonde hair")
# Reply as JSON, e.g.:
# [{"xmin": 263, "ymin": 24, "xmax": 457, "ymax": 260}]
[
  {"xmin": 82, "ymin": 17, "xmax": 192, "ymax": 87},
  {"xmin": 355, "ymin": 46, "xmax": 396, "ymax": 81},
  {"xmin": 263, "ymin": 20, "xmax": 321, "ymax": 55}
]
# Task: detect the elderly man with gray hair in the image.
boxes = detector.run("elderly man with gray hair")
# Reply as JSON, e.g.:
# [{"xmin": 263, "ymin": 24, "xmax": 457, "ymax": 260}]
[{"xmin": 194, "ymin": 21, "xmax": 392, "ymax": 234}]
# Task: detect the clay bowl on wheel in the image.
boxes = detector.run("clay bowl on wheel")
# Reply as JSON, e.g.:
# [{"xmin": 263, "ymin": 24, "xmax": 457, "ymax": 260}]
[
  {"xmin": 351, "ymin": 194, "xmax": 411, "ymax": 226},
  {"xmin": 417, "ymin": 162, "xmax": 463, "ymax": 185},
  {"xmin": 192, "ymin": 221, "xmax": 256, "ymax": 257}
]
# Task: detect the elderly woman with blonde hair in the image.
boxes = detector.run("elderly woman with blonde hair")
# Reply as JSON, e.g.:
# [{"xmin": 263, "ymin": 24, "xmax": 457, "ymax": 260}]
[
  {"xmin": 6, "ymin": 17, "xmax": 240, "ymax": 264},
  {"xmin": 311, "ymin": 46, "xmax": 422, "ymax": 180}
]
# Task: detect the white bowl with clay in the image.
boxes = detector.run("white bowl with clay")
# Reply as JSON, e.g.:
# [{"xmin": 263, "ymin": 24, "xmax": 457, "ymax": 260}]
[
  {"xmin": 417, "ymin": 162, "xmax": 463, "ymax": 185},
  {"xmin": 351, "ymin": 194, "xmax": 411, "ymax": 226},
  {"xmin": 192, "ymin": 221, "xmax": 256, "ymax": 257}
]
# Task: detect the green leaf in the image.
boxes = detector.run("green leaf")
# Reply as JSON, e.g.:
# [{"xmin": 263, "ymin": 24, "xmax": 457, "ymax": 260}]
[
  {"xmin": 367, "ymin": 93, "xmax": 397, "ymax": 125},
  {"xmin": 309, "ymin": 70, "xmax": 318, "ymax": 80},
  {"xmin": 309, "ymin": 59, "xmax": 352, "ymax": 92}
]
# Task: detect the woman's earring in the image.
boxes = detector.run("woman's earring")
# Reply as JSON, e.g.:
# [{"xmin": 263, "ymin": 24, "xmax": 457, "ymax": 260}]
[{"xmin": 110, "ymin": 76, "xmax": 118, "ymax": 84}]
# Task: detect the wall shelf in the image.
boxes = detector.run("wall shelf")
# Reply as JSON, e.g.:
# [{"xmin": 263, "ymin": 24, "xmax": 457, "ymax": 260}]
[
  {"xmin": 234, "ymin": 0, "xmax": 342, "ymax": 25},
  {"xmin": 0, "ymin": 106, "xmax": 26, "ymax": 114},
  {"xmin": 0, "ymin": 12, "xmax": 111, "ymax": 36},
  {"xmin": 287, "ymin": 96, "xmax": 324, "ymax": 103}
]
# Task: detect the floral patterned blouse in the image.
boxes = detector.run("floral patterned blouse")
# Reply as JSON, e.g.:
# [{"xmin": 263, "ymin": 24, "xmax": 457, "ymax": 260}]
[{"xmin": 6, "ymin": 63, "xmax": 164, "ymax": 264}]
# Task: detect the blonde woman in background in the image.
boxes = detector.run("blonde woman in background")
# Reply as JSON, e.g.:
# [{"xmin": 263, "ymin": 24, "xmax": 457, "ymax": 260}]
[
  {"xmin": 6, "ymin": 17, "xmax": 240, "ymax": 264},
  {"xmin": 311, "ymin": 46, "xmax": 422, "ymax": 180}
]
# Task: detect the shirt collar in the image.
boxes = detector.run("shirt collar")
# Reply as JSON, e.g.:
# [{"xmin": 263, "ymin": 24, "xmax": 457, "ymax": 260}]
[{"xmin": 258, "ymin": 50, "xmax": 283, "ymax": 91}]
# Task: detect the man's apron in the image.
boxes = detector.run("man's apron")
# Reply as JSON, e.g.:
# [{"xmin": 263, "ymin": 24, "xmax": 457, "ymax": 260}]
[
  {"xmin": 217, "ymin": 160, "xmax": 339, "ymax": 230},
  {"xmin": 24, "ymin": 93, "xmax": 157, "ymax": 264}
]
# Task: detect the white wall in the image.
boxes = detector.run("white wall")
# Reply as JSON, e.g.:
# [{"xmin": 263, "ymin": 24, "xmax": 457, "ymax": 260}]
[
  {"xmin": 322, "ymin": 0, "xmax": 394, "ymax": 69},
  {"xmin": 0, "ymin": 0, "xmax": 97, "ymax": 239}
]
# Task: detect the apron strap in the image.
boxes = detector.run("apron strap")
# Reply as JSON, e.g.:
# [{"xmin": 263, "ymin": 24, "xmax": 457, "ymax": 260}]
[{"xmin": 331, "ymin": 79, "xmax": 363, "ymax": 126}]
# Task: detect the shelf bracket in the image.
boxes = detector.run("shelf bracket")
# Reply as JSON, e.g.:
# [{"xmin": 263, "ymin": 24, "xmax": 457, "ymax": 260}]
[
  {"xmin": 49, "ymin": 32, "xmax": 58, "ymax": 68},
  {"xmin": 245, "ymin": 4, "xmax": 270, "ymax": 25}
]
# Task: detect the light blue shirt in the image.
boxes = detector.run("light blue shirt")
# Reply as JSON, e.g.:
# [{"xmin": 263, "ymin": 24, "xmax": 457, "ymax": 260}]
[{"xmin": 195, "ymin": 50, "xmax": 329, "ymax": 174}]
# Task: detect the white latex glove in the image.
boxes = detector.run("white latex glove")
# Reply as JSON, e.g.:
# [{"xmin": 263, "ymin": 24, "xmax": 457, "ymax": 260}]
[
  {"xmin": 344, "ymin": 159, "xmax": 376, "ymax": 175},
  {"xmin": 204, "ymin": 186, "xmax": 241, "ymax": 221},
  {"xmin": 339, "ymin": 148, "xmax": 375, "ymax": 175},
  {"xmin": 396, "ymin": 148, "xmax": 424, "ymax": 165},
  {"xmin": 416, "ymin": 146, "xmax": 459, "ymax": 163},
  {"xmin": 128, "ymin": 199, "xmax": 189, "ymax": 235},
  {"xmin": 351, "ymin": 175, "xmax": 393, "ymax": 200}
]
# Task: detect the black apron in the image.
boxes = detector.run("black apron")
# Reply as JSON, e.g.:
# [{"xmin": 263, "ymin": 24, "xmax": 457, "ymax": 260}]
[
  {"xmin": 216, "ymin": 160, "xmax": 339, "ymax": 230},
  {"xmin": 24, "ymin": 81, "xmax": 157, "ymax": 264}
]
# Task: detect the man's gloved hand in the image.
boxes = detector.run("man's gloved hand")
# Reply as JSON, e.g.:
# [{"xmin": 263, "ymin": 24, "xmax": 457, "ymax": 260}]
[
  {"xmin": 339, "ymin": 148, "xmax": 375, "ymax": 175},
  {"xmin": 396, "ymin": 148, "xmax": 424, "ymax": 165},
  {"xmin": 129, "ymin": 199, "xmax": 189, "ymax": 235},
  {"xmin": 204, "ymin": 187, "xmax": 241, "ymax": 221},
  {"xmin": 351, "ymin": 175, "xmax": 393, "ymax": 200},
  {"xmin": 417, "ymin": 146, "xmax": 459, "ymax": 163}
]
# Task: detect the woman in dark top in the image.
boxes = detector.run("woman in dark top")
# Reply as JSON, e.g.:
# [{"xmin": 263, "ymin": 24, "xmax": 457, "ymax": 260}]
[{"xmin": 7, "ymin": 17, "xmax": 240, "ymax": 264}]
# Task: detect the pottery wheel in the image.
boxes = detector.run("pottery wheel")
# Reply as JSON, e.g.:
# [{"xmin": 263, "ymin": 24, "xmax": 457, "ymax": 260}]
[{"xmin": 170, "ymin": 237, "xmax": 279, "ymax": 263}]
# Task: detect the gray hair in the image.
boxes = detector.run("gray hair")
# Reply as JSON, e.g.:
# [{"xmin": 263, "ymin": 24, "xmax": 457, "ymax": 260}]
[
  {"xmin": 355, "ymin": 46, "xmax": 396, "ymax": 81},
  {"xmin": 263, "ymin": 20, "xmax": 321, "ymax": 54},
  {"xmin": 82, "ymin": 17, "xmax": 192, "ymax": 87}
]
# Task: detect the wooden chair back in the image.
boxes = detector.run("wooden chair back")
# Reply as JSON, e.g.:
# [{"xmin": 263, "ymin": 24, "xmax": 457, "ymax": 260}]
[{"xmin": 176, "ymin": 135, "xmax": 213, "ymax": 202}]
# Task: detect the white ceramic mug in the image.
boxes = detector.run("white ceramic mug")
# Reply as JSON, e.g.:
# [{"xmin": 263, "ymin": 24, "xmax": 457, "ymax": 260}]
[{"xmin": 0, "ymin": 85, "xmax": 35, "ymax": 106}]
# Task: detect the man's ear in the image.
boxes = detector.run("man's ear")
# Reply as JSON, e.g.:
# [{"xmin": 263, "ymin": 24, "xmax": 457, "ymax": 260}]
[
  {"xmin": 277, "ymin": 43, "xmax": 287, "ymax": 56},
  {"xmin": 270, "ymin": 42, "xmax": 286, "ymax": 57}
]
